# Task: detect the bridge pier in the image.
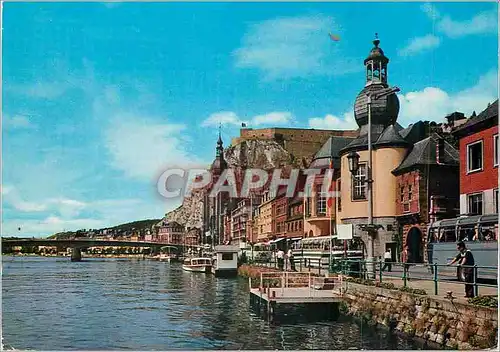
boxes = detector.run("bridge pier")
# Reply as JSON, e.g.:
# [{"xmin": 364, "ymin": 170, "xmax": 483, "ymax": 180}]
[{"xmin": 71, "ymin": 247, "xmax": 82, "ymax": 262}]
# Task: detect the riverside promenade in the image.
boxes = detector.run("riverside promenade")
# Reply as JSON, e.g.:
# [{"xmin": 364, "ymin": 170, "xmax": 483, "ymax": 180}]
[{"xmin": 256, "ymin": 261, "xmax": 498, "ymax": 303}]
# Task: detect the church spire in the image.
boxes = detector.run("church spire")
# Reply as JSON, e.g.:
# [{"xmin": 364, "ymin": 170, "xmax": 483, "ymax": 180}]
[{"xmin": 216, "ymin": 123, "xmax": 223, "ymax": 157}]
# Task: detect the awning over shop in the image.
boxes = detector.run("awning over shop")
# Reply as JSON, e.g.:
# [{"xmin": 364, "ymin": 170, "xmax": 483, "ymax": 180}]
[{"xmin": 269, "ymin": 238, "xmax": 285, "ymax": 244}]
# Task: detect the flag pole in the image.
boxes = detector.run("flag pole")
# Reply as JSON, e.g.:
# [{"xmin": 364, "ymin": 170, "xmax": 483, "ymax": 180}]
[{"xmin": 329, "ymin": 157, "xmax": 333, "ymax": 275}]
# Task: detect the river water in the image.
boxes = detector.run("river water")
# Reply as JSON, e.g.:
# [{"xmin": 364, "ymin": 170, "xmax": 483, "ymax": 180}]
[{"xmin": 2, "ymin": 256, "xmax": 427, "ymax": 350}]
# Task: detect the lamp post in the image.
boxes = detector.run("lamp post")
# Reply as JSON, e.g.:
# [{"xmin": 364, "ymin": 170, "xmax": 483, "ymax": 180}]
[{"xmin": 348, "ymin": 86, "xmax": 400, "ymax": 278}]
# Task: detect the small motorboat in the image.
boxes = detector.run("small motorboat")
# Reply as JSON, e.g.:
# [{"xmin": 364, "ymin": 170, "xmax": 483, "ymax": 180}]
[
  {"xmin": 159, "ymin": 253, "xmax": 177, "ymax": 262},
  {"xmin": 182, "ymin": 257, "xmax": 212, "ymax": 273},
  {"xmin": 159, "ymin": 246, "xmax": 178, "ymax": 262}
]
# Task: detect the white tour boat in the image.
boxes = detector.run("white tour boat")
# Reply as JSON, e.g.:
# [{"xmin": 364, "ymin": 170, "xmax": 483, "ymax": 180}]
[{"xmin": 182, "ymin": 257, "xmax": 212, "ymax": 273}]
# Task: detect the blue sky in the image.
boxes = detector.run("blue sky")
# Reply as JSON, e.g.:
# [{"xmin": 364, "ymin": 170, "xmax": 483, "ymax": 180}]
[{"xmin": 2, "ymin": 2, "xmax": 498, "ymax": 237}]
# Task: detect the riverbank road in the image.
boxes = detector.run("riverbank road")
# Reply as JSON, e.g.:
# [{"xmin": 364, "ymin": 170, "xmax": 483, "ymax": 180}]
[
  {"xmin": 379, "ymin": 276, "xmax": 498, "ymax": 302},
  {"xmin": 288, "ymin": 264, "xmax": 497, "ymax": 303}
]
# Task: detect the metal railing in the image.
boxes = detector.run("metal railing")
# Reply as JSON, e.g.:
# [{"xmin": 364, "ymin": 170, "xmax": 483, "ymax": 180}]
[
  {"xmin": 248, "ymin": 271, "xmax": 344, "ymax": 298},
  {"xmin": 248, "ymin": 257, "xmax": 328, "ymax": 276},
  {"xmin": 330, "ymin": 259, "xmax": 497, "ymax": 296}
]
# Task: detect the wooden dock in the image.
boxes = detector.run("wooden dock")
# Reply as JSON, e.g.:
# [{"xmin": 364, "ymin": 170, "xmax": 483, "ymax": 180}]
[{"xmin": 248, "ymin": 271, "xmax": 345, "ymax": 320}]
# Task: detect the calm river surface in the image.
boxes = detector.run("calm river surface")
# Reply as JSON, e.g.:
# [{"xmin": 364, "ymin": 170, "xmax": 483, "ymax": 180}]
[{"xmin": 3, "ymin": 256, "xmax": 427, "ymax": 350}]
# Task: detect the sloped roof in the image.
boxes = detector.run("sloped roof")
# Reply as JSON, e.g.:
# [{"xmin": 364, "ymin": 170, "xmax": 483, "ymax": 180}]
[
  {"xmin": 310, "ymin": 136, "xmax": 354, "ymax": 168},
  {"xmin": 375, "ymin": 124, "xmax": 409, "ymax": 147},
  {"xmin": 340, "ymin": 124, "xmax": 408, "ymax": 153},
  {"xmin": 453, "ymin": 100, "xmax": 498, "ymax": 136},
  {"xmin": 313, "ymin": 136, "xmax": 354, "ymax": 159},
  {"xmin": 392, "ymin": 133, "xmax": 459, "ymax": 174},
  {"xmin": 341, "ymin": 131, "xmax": 381, "ymax": 152},
  {"xmin": 399, "ymin": 121, "xmax": 429, "ymax": 144}
]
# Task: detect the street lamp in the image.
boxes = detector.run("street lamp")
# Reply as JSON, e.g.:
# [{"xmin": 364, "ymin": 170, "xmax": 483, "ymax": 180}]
[
  {"xmin": 347, "ymin": 150, "xmax": 360, "ymax": 174},
  {"xmin": 349, "ymin": 85, "xmax": 400, "ymax": 279}
]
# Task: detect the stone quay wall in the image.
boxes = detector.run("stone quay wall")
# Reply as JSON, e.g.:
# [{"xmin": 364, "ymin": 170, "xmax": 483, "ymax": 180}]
[{"xmin": 342, "ymin": 282, "xmax": 498, "ymax": 350}]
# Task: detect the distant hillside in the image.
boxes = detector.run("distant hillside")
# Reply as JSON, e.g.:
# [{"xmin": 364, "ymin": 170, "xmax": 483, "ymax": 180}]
[
  {"xmin": 47, "ymin": 219, "xmax": 161, "ymax": 239},
  {"xmin": 108, "ymin": 219, "xmax": 161, "ymax": 232}
]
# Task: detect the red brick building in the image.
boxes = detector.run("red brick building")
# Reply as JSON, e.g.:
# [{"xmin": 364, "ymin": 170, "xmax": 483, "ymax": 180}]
[
  {"xmin": 392, "ymin": 132, "xmax": 460, "ymax": 263},
  {"xmin": 185, "ymin": 227, "xmax": 201, "ymax": 246},
  {"xmin": 271, "ymin": 187, "xmax": 288, "ymax": 239},
  {"xmin": 285, "ymin": 196, "xmax": 304, "ymax": 238},
  {"xmin": 157, "ymin": 221, "xmax": 185, "ymax": 245},
  {"xmin": 453, "ymin": 100, "xmax": 498, "ymax": 216}
]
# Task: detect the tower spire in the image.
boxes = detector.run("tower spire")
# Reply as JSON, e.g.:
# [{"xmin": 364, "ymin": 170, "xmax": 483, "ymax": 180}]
[
  {"xmin": 216, "ymin": 123, "xmax": 224, "ymax": 157},
  {"xmin": 364, "ymin": 34, "xmax": 388, "ymax": 86}
]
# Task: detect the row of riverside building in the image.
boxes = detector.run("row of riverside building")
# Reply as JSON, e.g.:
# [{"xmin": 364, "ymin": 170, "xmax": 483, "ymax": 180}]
[{"xmin": 201, "ymin": 36, "xmax": 498, "ymax": 264}]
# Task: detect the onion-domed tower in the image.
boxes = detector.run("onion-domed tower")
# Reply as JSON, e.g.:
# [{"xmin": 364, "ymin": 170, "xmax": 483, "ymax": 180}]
[{"xmin": 354, "ymin": 34, "xmax": 400, "ymax": 136}]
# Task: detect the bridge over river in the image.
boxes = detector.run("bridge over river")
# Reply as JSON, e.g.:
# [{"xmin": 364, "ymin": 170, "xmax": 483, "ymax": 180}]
[{"xmin": 1, "ymin": 238, "xmax": 190, "ymax": 261}]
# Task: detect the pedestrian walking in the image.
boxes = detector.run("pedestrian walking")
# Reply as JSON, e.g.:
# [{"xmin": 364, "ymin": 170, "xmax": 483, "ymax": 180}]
[
  {"xmin": 287, "ymin": 248, "xmax": 296, "ymax": 271},
  {"xmin": 276, "ymin": 248, "xmax": 285, "ymax": 270},
  {"xmin": 382, "ymin": 249, "xmax": 392, "ymax": 272},
  {"xmin": 402, "ymin": 245, "xmax": 411, "ymax": 279},
  {"xmin": 447, "ymin": 241, "xmax": 476, "ymax": 298}
]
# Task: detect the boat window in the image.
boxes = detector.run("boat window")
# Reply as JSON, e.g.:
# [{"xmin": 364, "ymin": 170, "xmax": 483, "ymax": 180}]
[
  {"xmin": 479, "ymin": 222, "xmax": 497, "ymax": 241},
  {"xmin": 458, "ymin": 227, "xmax": 476, "ymax": 242},
  {"xmin": 222, "ymin": 253, "xmax": 233, "ymax": 261},
  {"xmin": 438, "ymin": 228, "xmax": 456, "ymax": 242}
]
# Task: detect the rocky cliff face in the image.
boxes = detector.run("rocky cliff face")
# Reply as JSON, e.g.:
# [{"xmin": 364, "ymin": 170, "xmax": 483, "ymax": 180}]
[
  {"xmin": 164, "ymin": 139, "xmax": 300, "ymax": 229},
  {"xmin": 164, "ymin": 191, "xmax": 204, "ymax": 229}
]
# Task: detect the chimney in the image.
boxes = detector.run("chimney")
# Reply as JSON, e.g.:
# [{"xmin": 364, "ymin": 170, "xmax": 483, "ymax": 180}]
[{"xmin": 436, "ymin": 137, "xmax": 445, "ymax": 164}]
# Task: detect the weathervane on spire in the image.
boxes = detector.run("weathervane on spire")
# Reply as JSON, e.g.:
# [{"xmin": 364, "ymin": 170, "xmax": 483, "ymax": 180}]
[
  {"xmin": 217, "ymin": 122, "xmax": 223, "ymax": 146},
  {"xmin": 373, "ymin": 32, "xmax": 380, "ymax": 47}
]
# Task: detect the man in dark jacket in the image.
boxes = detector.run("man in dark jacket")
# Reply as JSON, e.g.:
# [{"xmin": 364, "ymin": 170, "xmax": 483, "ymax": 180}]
[{"xmin": 447, "ymin": 241, "xmax": 475, "ymax": 298}]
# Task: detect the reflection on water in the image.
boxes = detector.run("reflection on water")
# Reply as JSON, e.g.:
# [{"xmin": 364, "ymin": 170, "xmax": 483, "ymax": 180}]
[{"xmin": 3, "ymin": 257, "xmax": 427, "ymax": 350}]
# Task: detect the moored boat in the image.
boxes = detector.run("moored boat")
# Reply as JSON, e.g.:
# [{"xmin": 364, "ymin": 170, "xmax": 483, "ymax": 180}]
[
  {"xmin": 211, "ymin": 245, "xmax": 239, "ymax": 277},
  {"xmin": 182, "ymin": 257, "xmax": 212, "ymax": 273},
  {"xmin": 159, "ymin": 253, "xmax": 177, "ymax": 262}
]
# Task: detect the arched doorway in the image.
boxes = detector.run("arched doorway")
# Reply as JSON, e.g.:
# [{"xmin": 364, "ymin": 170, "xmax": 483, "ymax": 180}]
[
  {"xmin": 308, "ymin": 230, "xmax": 313, "ymax": 238},
  {"xmin": 406, "ymin": 227, "xmax": 423, "ymax": 263}
]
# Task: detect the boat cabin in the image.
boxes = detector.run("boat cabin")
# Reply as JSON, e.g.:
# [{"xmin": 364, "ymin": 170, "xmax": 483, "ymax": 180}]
[
  {"xmin": 212, "ymin": 245, "xmax": 239, "ymax": 277},
  {"xmin": 184, "ymin": 258, "xmax": 212, "ymax": 266}
]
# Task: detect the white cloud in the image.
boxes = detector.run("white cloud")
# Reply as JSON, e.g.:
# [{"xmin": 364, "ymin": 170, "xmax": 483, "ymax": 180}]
[
  {"xmin": 397, "ymin": 70, "xmax": 498, "ymax": 126},
  {"xmin": 3, "ymin": 114, "xmax": 37, "ymax": 129},
  {"xmin": 1, "ymin": 184, "xmax": 171, "ymax": 236},
  {"xmin": 398, "ymin": 34, "xmax": 440, "ymax": 57},
  {"xmin": 421, "ymin": 3, "xmax": 441, "ymax": 20},
  {"xmin": 252, "ymin": 112, "xmax": 293, "ymax": 126},
  {"xmin": 233, "ymin": 15, "xmax": 359, "ymax": 80},
  {"xmin": 2, "ymin": 185, "xmax": 87, "ymax": 215},
  {"xmin": 421, "ymin": 3, "xmax": 497, "ymax": 38},
  {"xmin": 202, "ymin": 111, "xmax": 295, "ymax": 128},
  {"xmin": 308, "ymin": 112, "xmax": 357, "ymax": 130},
  {"xmin": 202, "ymin": 111, "xmax": 246, "ymax": 127},
  {"xmin": 4, "ymin": 217, "xmax": 106, "ymax": 237},
  {"xmin": 105, "ymin": 115, "xmax": 207, "ymax": 180},
  {"xmin": 437, "ymin": 11, "xmax": 498, "ymax": 38}
]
